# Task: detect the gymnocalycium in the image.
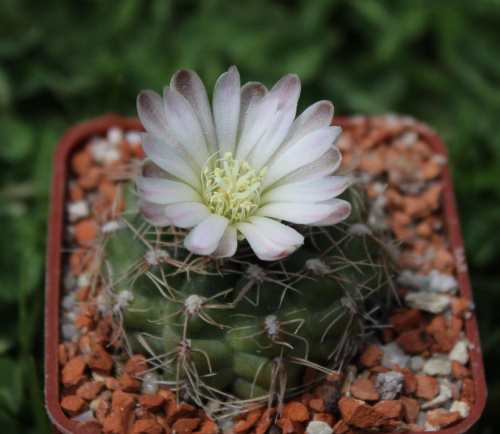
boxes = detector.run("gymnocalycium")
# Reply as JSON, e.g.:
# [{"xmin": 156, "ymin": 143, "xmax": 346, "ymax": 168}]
[{"xmin": 103, "ymin": 67, "xmax": 393, "ymax": 419}]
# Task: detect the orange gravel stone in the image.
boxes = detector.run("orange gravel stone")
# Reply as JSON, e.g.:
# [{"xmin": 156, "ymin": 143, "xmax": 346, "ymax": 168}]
[
  {"xmin": 71, "ymin": 150, "xmax": 93, "ymax": 176},
  {"xmin": 451, "ymin": 360, "xmax": 470, "ymax": 380},
  {"xmin": 388, "ymin": 309, "xmax": 423, "ymax": 334},
  {"xmin": 111, "ymin": 389, "xmax": 137, "ymax": 412},
  {"xmin": 166, "ymin": 403, "xmax": 197, "ymax": 424},
  {"xmin": 125, "ymin": 354, "xmax": 149, "ymax": 377},
  {"xmin": 103, "ymin": 407, "xmax": 134, "ymax": 434},
  {"xmin": 359, "ymin": 344, "xmax": 383, "ymax": 368},
  {"xmin": 233, "ymin": 419, "xmax": 253, "ymax": 432},
  {"xmin": 138, "ymin": 394, "xmax": 166, "ymax": 413},
  {"xmin": 461, "ymin": 378, "xmax": 476, "ymax": 405},
  {"xmin": 196, "ymin": 420, "xmax": 220, "ymax": 433},
  {"xmin": 308, "ymin": 398, "xmax": 325, "ymax": 413},
  {"xmin": 434, "ymin": 248, "xmax": 455, "ymax": 274},
  {"xmin": 396, "ymin": 328, "xmax": 430, "ymax": 354},
  {"xmin": 284, "ymin": 401, "xmax": 309, "ymax": 422},
  {"xmin": 312, "ymin": 412, "xmax": 334, "ymax": 426},
  {"xmin": 276, "ymin": 417, "xmax": 305, "ymax": 434},
  {"xmin": 450, "ymin": 296, "xmax": 471, "ymax": 319},
  {"xmin": 416, "ymin": 375, "xmax": 440, "ymax": 400},
  {"xmin": 61, "ymin": 395, "xmax": 88, "ymax": 416},
  {"xmin": 427, "ymin": 315, "xmax": 462, "ymax": 353},
  {"xmin": 77, "ymin": 419, "xmax": 103, "ymax": 432},
  {"xmin": 119, "ymin": 372, "xmax": 142, "ymax": 393},
  {"xmin": 69, "ymin": 182, "xmax": 85, "ymax": 201},
  {"xmin": 172, "ymin": 418, "xmax": 201, "ymax": 433},
  {"xmin": 88, "ymin": 344, "xmax": 114, "ymax": 375},
  {"xmin": 338, "ymin": 397, "xmax": 387, "ymax": 428},
  {"xmin": 427, "ymin": 410, "xmax": 461, "ymax": 428},
  {"xmin": 333, "ymin": 419, "xmax": 351, "ymax": 434},
  {"xmin": 75, "ymin": 219, "xmax": 97, "ymax": 247},
  {"xmin": 96, "ymin": 398, "xmax": 111, "ymax": 424},
  {"xmin": 61, "ymin": 355, "xmax": 87, "ymax": 388},
  {"xmin": 401, "ymin": 368, "xmax": 417, "ymax": 395},
  {"xmin": 132, "ymin": 418, "xmax": 164, "ymax": 434},
  {"xmin": 350, "ymin": 378, "xmax": 379, "ymax": 401},
  {"xmin": 75, "ymin": 314, "xmax": 95, "ymax": 330},
  {"xmin": 58, "ymin": 343, "xmax": 68, "ymax": 366},
  {"xmin": 78, "ymin": 166, "xmax": 102, "ymax": 190},
  {"xmin": 373, "ymin": 400, "xmax": 402, "ymax": 419},
  {"xmin": 400, "ymin": 397, "xmax": 420, "ymax": 424},
  {"xmin": 77, "ymin": 381, "xmax": 105, "ymax": 400}
]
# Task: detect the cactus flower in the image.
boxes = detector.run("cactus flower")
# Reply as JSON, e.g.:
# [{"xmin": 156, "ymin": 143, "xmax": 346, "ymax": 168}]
[{"xmin": 136, "ymin": 66, "xmax": 351, "ymax": 260}]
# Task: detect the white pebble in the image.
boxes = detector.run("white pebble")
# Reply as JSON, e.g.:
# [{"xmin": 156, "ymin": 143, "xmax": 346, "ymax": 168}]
[
  {"xmin": 67, "ymin": 201, "xmax": 90, "ymax": 222},
  {"xmin": 410, "ymin": 356, "xmax": 426, "ymax": 372},
  {"xmin": 405, "ymin": 292, "xmax": 450, "ymax": 313},
  {"xmin": 423, "ymin": 356, "xmax": 452, "ymax": 377},
  {"xmin": 449, "ymin": 340, "xmax": 469, "ymax": 365},
  {"xmin": 375, "ymin": 372, "xmax": 404, "ymax": 400},
  {"xmin": 428, "ymin": 270, "xmax": 458, "ymax": 294},
  {"xmin": 142, "ymin": 372, "xmax": 160, "ymax": 394},
  {"xmin": 61, "ymin": 293, "xmax": 76, "ymax": 311},
  {"xmin": 380, "ymin": 342, "xmax": 410, "ymax": 369},
  {"xmin": 422, "ymin": 384, "xmax": 453, "ymax": 409},
  {"xmin": 73, "ymin": 409, "xmax": 94, "ymax": 422},
  {"xmin": 77, "ymin": 273, "xmax": 90, "ymax": 288},
  {"xmin": 450, "ymin": 400, "xmax": 470, "ymax": 418},
  {"xmin": 107, "ymin": 127, "xmax": 124, "ymax": 145},
  {"xmin": 61, "ymin": 323, "xmax": 77, "ymax": 340},
  {"xmin": 306, "ymin": 421, "xmax": 333, "ymax": 434},
  {"xmin": 102, "ymin": 220, "xmax": 125, "ymax": 233},
  {"xmin": 125, "ymin": 131, "xmax": 142, "ymax": 145}
]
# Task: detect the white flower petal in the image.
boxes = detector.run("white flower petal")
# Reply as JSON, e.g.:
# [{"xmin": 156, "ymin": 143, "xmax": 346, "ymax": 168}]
[
  {"xmin": 247, "ymin": 103, "xmax": 297, "ymax": 169},
  {"xmin": 137, "ymin": 199, "xmax": 171, "ymax": 227},
  {"xmin": 184, "ymin": 214, "xmax": 229, "ymax": 256},
  {"xmin": 248, "ymin": 216, "xmax": 304, "ymax": 247},
  {"xmin": 237, "ymin": 82, "xmax": 268, "ymax": 143},
  {"xmin": 213, "ymin": 66, "xmax": 241, "ymax": 156},
  {"xmin": 256, "ymin": 202, "xmax": 337, "ymax": 224},
  {"xmin": 141, "ymin": 133, "xmax": 201, "ymax": 189},
  {"xmin": 141, "ymin": 159, "xmax": 172, "ymax": 179},
  {"xmin": 261, "ymin": 176, "xmax": 351, "ymax": 204},
  {"xmin": 135, "ymin": 176, "xmax": 201, "ymax": 205},
  {"xmin": 163, "ymin": 86, "xmax": 210, "ymax": 169},
  {"xmin": 236, "ymin": 222, "xmax": 298, "ymax": 261},
  {"xmin": 268, "ymin": 73, "xmax": 301, "ymax": 111},
  {"xmin": 137, "ymin": 90, "xmax": 172, "ymax": 140},
  {"xmin": 171, "ymin": 69, "xmax": 217, "ymax": 156},
  {"xmin": 165, "ymin": 202, "xmax": 211, "ymax": 228},
  {"xmin": 270, "ymin": 147, "xmax": 342, "ymax": 187},
  {"xmin": 262, "ymin": 126, "xmax": 342, "ymax": 189},
  {"xmin": 211, "ymin": 225, "xmax": 238, "ymax": 258},
  {"xmin": 235, "ymin": 94, "xmax": 280, "ymax": 161},
  {"xmin": 272, "ymin": 100, "xmax": 334, "ymax": 160},
  {"xmin": 311, "ymin": 199, "xmax": 352, "ymax": 226}
]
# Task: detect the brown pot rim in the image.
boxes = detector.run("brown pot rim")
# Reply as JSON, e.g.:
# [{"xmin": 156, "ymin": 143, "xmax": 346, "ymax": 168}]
[{"xmin": 45, "ymin": 114, "xmax": 486, "ymax": 433}]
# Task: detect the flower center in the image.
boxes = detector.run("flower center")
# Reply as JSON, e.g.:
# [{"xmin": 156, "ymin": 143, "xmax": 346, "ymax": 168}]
[{"xmin": 202, "ymin": 152, "xmax": 267, "ymax": 223}]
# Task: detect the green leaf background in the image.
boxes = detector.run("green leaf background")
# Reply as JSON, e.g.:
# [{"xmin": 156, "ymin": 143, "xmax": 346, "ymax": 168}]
[{"xmin": 0, "ymin": 0, "xmax": 499, "ymax": 431}]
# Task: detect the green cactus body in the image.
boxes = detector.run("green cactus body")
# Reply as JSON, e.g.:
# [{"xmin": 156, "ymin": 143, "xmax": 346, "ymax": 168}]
[{"xmin": 104, "ymin": 187, "xmax": 391, "ymax": 408}]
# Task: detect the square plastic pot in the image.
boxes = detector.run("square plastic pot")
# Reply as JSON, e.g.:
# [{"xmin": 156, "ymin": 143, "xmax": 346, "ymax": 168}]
[{"xmin": 45, "ymin": 114, "xmax": 486, "ymax": 433}]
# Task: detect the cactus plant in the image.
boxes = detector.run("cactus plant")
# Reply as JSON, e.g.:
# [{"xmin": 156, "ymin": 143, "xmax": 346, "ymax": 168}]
[{"xmin": 101, "ymin": 67, "xmax": 394, "ymax": 417}]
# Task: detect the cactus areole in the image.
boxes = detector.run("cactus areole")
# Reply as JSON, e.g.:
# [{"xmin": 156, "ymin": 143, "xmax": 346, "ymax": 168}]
[{"xmin": 102, "ymin": 67, "xmax": 393, "ymax": 415}]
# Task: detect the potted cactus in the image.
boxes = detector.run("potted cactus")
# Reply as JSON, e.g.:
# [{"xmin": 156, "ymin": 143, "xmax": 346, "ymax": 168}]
[{"xmin": 45, "ymin": 67, "xmax": 486, "ymax": 433}]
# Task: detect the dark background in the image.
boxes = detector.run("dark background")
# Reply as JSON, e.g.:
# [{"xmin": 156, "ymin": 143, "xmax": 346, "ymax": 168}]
[{"xmin": 0, "ymin": 0, "xmax": 499, "ymax": 432}]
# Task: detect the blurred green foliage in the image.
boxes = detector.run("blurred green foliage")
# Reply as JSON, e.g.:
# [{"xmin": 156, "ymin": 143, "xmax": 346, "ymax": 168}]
[{"xmin": 0, "ymin": 0, "xmax": 499, "ymax": 431}]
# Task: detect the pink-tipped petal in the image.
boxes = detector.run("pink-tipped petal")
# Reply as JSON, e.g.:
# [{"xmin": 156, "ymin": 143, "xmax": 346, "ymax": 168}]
[
  {"xmin": 261, "ymin": 176, "xmax": 351, "ymax": 204},
  {"xmin": 268, "ymin": 73, "xmax": 301, "ymax": 111},
  {"xmin": 256, "ymin": 202, "xmax": 336, "ymax": 224},
  {"xmin": 248, "ymin": 216, "xmax": 304, "ymax": 247},
  {"xmin": 137, "ymin": 90, "xmax": 172, "ymax": 140},
  {"xmin": 236, "ymin": 222, "xmax": 298, "ymax": 261},
  {"xmin": 211, "ymin": 225, "xmax": 238, "ymax": 258},
  {"xmin": 269, "ymin": 147, "xmax": 342, "ymax": 188},
  {"xmin": 164, "ymin": 202, "xmax": 211, "ymax": 228},
  {"xmin": 272, "ymin": 100, "xmax": 334, "ymax": 160},
  {"xmin": 213, "ymin": 66, "xmax": 241, "ymax": 156},
  {"xmin": 135, "ymin": 176, "xmax": 201, "ymax": 205},
  {"xmin": 262, "ymin": 126, "xmax": 342, "ymax": 189},
  {"xmin": 171, "ymin": 69, "xmax": 217, "ymax": 155},
  {"xmin": 237, "ymin": 82, "xmax": 268, "ymax": 142},
  {"xmin": 141, "ymin": 133, "xmax": 201, "ymax": 189},
  {"xmin": 235, "ymin": 94, "xmax": 280, "ymax": 161},
  {"xmin": 311, "ymin": 199, "xmax": 352, "ymax": 226},
  {"xmin": 163, "ymin": 86, "xmax": 210, "ymax": 169},
  {"xmin": 137, "ymin": 199, "xmax": 171, "ymax": 227},
  {"xmin": 184, "ymin": 214, "xmax": 229, "ymax": 256}
]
